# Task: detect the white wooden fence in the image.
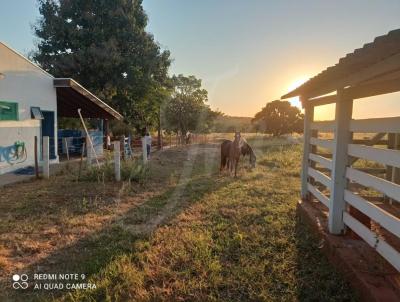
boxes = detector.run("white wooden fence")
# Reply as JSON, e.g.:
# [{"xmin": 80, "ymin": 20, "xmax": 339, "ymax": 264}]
[{"xmin": 303, "ymin": 100, "xmax": 400, "ymax": 272}]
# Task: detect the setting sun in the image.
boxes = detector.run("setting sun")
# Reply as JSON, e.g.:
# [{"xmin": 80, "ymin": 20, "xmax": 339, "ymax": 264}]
[{"xmin": 286, "ymin": 77, "xmax": 309, "ymax": 109}]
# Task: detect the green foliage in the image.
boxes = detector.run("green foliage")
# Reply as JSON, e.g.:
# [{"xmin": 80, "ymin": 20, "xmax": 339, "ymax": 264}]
[
  {"xmin": 213, "ymin": 115, "xmax": 255, "ymax": 133},
  {"xmin": 252, "ymin": 100, "xmax": 304, "ymax": 136},
  {"xmin": 33, "ymin": 0, "xmax": 171, "ymax": 131},
  {"xmin": 163, "ymin": 74, "xmax": 220, "ymax": 136},
  {"xmin": 81, "ymin": 158, "xmax": 148, "ymax": 183}
]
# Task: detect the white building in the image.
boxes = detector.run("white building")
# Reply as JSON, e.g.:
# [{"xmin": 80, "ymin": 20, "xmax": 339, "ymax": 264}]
[{"xmin": 0, "ymin": 42, "xmax": 122, "ymax": 175}]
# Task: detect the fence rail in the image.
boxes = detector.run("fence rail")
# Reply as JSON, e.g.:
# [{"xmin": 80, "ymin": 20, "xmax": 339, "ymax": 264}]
[
  {"xmin": 310, "ymin": 120, "xmax": 335, "ymax": 132},
  {"xmin": 343, "ymin": 212, "xmax": 400, "ymax": 272},
  {"xmin": 309, "ymin": 137, "xmax": 334, "ymax": 151},
  {"xmin": 346, "ymin": 167, "xmax": 400, "ymax": 202},
  {"xmin": 304, "ymin": 106, "xmax": 400, "ymax": 273},
  {"xmin": 350, "ymin": 116, "xmax": 400, "ymax": 133},
  {"xmin": 307, "ymin": 183, "xmax": 329, "ymax": 208},
  {"xmin": 309, "ymin": 153, "xmax": 333, "ymax": 170}
]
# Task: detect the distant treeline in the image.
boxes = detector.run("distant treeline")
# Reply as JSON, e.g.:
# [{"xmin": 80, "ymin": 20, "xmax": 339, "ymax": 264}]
[{"xmin": 213, "ymin": 115, "xmax": 256, "ymax": 133}]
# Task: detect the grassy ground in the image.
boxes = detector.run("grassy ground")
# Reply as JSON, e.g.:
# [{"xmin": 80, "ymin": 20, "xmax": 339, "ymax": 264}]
[{"xmin": 0, "ymin": 138, "xmax": 357, "ymax": 301}]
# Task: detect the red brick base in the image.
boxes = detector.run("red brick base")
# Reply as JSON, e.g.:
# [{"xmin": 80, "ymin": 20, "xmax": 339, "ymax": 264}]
[{"xmin": 297, "ymin": 200, "xmax": 400, "ymax": 302}]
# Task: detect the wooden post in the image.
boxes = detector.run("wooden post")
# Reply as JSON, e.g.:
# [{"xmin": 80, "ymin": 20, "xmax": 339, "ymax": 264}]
[
  {"xmin": 78, "ymin": 109, "xmax": 99, "ymax": 167},
  {"xmin": 63, "ymin": 137, "xmax": 70, "ymax": 161},
  {"xmin": 34, "ymin": 136, "xmax": 39, "ymax": 179},
  {"xmin": 142, "ymin": 137, "xmax": 147, "ymax": 163},
  {"xmin": 301, "ymin": 96, "xmax": 314, "ymax": 200},
  {"xmin": 113, "ymin": 141, "xmax": 121, "ymax": 181},
  {"xmin": 86, "ymin": 136, "xmax": 92, "ymax": 167},
  {"xmin": 43, "ymin": 136, "xmax": 50, "ymax": 179},
  {"xmin": 328, "ymin": 89, "xmax": 353, "ymax": 235},
  {"xmin": 310, "ymin": 129, "xmax": 318, "ymax": 185},
  {"xmin": 393, "ymin": 134, "xmax": 400, "ymax": 184}
]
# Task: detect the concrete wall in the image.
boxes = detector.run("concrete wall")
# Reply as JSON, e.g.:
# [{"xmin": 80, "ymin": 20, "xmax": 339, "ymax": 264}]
[
  {"xmin": 0, "ymin": 43, "xmax": 59, "ymax": 174},
  {"xmin": 0, "ymin": 120, "xmax": 40, "ymax": 174}
]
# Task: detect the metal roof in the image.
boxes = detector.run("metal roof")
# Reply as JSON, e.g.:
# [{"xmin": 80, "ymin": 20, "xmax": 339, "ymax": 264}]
[
  {"xmin": 54, "ymin": 78, "xmax": 123, "ymax": 120},
  {"xmin": 282, "ymin": 29, "xmax": 400, "ymax": 99}
]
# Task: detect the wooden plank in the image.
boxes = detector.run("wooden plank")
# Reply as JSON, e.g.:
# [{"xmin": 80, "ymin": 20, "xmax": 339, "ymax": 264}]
[
  {"xmin": 310, "ymin": 137, "xmax": 334, "ymax": 150},
  {"xmin": 301, "ymin": 101, "xmax": 314, "ymax": 199},
  {"xmin": 308, "ymin": 183, "xmax": 329, "ymax": 208},
  {"xmin": 350, "ymin": 117, "xmax": 400, "ymax": 133},
  {"xmin": 352, "ymin": 139, "xmax": 387, "ymax": 145},
  {"xmin": 310, "ymin": 121, "xmax": 335, "ymax": 132},
  {"xmin": 343, "ymin": 212, "xmax": 400, "ymax": 272},
  {"xmin": 329, "ymin": 91, "xmax": 353, "ymax": 234},
  {"xmin": 308, "ymin": 94, "xmax": 337, "ymax": 107},
  {"xmin": 308, "ymin": 167, "xmax": 332, "ymax": 189},
  {"xmin": 348, "ymin": 144, "xmax": 400, "ymax": 168},
  {"xmin": 347, "ymin": 76, "xmax": 400, "ymax": 100},
  {"xmin": 344, "ymin": 190, "xmax": 400, "ymax": 238},
  {"xmin": 346, "ymin": 167, "xmax": 400, "ymax": 202},
  {"xmin": 350, "ymin": 133, "xmax": 386, "ymax": 165},
  {"xmin": 309, "ymin": 153, "xmax": 333, "ymax": 170},
  {"xmin": 357, "ymin": 168, "xmax": 386, "ymax": 175},
  {"xmin": 316, "ymin": 152, "xmax": 333, "ymax": 159}
]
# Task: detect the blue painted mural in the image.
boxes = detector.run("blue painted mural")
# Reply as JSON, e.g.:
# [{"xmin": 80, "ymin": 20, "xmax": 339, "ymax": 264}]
[{"xmin": 0, "ymin": 141, "xmax": 27, "ymax": 165}]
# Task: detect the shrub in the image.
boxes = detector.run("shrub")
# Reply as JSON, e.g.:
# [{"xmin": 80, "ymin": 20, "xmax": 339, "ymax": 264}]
[{"xmin": 81, "ymin": 158, "xmax": 148, "ymax": 183}]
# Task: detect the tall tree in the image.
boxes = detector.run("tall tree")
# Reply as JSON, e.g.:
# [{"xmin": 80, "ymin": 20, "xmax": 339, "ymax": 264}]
[
  {"xmin": 163, "ymin": 74, "xmax": 219, "ymax": 140},
  {"xmin": 252, "ymin": 100, "xmax": 304, "ymax": 136},
  {"xmin": 33, "ymin": 0, "xmax": 171, "ymax": 131}
]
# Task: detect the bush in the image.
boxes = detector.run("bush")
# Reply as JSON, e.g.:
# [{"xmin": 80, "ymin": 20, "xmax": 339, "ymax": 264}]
[{"xmin": 81, "ymin": 158, "xmax": 148, "ymax": 183}]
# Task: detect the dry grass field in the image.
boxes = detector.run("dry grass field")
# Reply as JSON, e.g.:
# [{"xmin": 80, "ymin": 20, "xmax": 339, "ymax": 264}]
[{"xmin": 0, "ymin": 137, "xmax": 357, "ymax": 301}]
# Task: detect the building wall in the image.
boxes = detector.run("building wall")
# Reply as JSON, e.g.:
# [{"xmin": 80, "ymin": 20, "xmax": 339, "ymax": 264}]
[
  {"xmin": 0, "ymin": 43, "xmax": 58, "ymax": 174},
  {"xmin": 0, "ymin": 120, "xmax": 40, "ymax": 174}
]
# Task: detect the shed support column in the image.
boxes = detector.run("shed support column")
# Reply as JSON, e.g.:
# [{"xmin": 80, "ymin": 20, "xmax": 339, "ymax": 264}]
[
  {"xmin": 301, "ymin": 96, "xmax": 314, "ymax": 200},
  {"xmin": 328, "ymin": 89, "xmax": 353, "ymax": 234}
]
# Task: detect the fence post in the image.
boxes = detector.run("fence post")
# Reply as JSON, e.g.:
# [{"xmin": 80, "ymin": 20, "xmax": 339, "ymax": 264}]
[
  {"xmin": 301, "ymin": 96, "xmax": 313, "ymax": 200},
  {"xmin": 113, "ymin": 141, "xmax": 121, "ymax": 181},
  {"xmin": 141, "ymin": 137, "xmax": 147, "ymax": 163},
  {"xmin": 43, "ymin": 136, "xmax": 50, "ymax": 178},
  {"xmin": 86, "ymin": 136, "xmax": 92, "ymax": 167},
  {"xmin": 34, "ymin": 136, "xmax": 39, "ymax": 178},
  {"xmin": 328, "ymin": 89, "xmax": 353, "ymax": 235}
]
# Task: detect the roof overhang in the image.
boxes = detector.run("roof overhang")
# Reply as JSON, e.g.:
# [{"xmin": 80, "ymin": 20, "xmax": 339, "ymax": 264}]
[
  {"xmin": 281, "ymin": 29, "xmax": 400, "ymax": 101},
  {"xmin": 54, "ymin": 78, "xmax": 123, "ymax": 120}
]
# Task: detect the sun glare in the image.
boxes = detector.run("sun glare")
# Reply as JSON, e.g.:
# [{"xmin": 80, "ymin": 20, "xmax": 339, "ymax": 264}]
[{"xmin": 286, "ymin": 77, "xmax": 309, "ymax": 109}]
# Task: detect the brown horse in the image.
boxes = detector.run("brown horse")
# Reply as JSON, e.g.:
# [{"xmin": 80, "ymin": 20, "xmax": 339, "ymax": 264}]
[
  {"xmin": 220, "ymin": 135, "xmax": 256, "ymax": 175},
  {"xmin": 220, "ymin": 139, "xmax": 232, "ymax": 171},
  {"xmin": 229, "ymin": 132, "xmax": 242, "ymax": 177},
  {"xmin": 241, "ymin": 138, "xmax": 257, "ymax": 168}
]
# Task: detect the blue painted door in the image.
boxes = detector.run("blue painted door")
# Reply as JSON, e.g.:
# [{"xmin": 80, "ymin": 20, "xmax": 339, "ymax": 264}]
[{"xmin": 41, "ymin": 111, "xmax": 56, "ymax": 159}]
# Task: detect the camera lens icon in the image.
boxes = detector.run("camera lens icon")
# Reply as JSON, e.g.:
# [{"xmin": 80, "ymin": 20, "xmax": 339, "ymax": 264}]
[{"xmin": 12, "ymin": 274, "xmax": 28, "ymax": 289}]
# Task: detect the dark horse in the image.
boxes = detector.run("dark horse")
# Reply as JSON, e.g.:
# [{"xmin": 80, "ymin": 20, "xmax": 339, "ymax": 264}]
[{"xmin": 220, "ymin": 134, "xmax": 256, "ymax": 176}]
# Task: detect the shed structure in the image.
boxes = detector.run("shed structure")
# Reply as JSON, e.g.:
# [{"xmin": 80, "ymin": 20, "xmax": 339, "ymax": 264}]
[
  {"xmin": 282, "ymin": 29, "xmax": 400, "ymax": 273},
  {"xmin": 0, "ymin": 42, "xmax": 122, "ymax": 175}
]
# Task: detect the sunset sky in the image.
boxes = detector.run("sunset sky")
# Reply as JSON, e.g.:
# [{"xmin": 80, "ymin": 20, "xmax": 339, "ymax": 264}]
[{"xmin": 1, "ymin": 0, "xmax": 400, "ymax": 119}]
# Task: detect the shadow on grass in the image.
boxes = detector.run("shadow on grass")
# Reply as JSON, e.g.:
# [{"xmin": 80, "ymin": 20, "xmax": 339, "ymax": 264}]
[
  {"xmin": 294, "ymin": 216, "xmax": 358, "ymax": 301},
  {"xmin": 2, "ymin": 172, "xmax": 232, "ymax": 302}
]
